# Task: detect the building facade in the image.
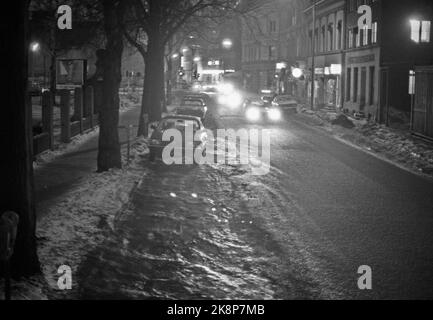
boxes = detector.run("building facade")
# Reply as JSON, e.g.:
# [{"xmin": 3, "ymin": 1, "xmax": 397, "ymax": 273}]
[
  {"xmin": 305, "ymin": 0, "xmax": 346, "ymax": 109},
  {"xmin": 240, "ymin": 0, "xmax": 292, "ymax": 93},
  {"xmin": 240, "ymin": 0, "xmax": 433, "ymax": 125}
]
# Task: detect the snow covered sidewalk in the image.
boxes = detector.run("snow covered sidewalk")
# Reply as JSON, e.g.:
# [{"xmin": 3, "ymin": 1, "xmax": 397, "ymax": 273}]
[
  {"xmin": 1, "ymin": 94, "xmax": 151, "ymax": 299},
  {"xmin": 296, "ymin": 106, "xmax": 433, "ymax": 178}
]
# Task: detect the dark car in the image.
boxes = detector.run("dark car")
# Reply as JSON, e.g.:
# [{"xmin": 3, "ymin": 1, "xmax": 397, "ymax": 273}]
[
  {"xmin": 244, "ymin": 99, "xmax": 283, "ymax": 123},
  {"xmin": 271, "ymin": 95, "xmax": 298, "ymax": 114},
  {"xmin": 176, "ymin": 97, "xmax": 208, "ymax": 120},
  {"xmin": 148, "ymin": 115, "xmax": 207, "ymax": 162}
]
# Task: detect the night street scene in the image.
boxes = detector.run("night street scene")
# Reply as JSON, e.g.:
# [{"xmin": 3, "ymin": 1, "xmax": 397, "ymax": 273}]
[{"xmin": 2, "ymin": 0, "xmax": 433, "ymax": 305}]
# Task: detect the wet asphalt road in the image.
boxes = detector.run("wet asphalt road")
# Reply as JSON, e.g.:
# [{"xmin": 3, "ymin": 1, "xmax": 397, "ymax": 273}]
[{"xmin": 77, "ymin": 93, "xmax": 433, "ymax": 300}]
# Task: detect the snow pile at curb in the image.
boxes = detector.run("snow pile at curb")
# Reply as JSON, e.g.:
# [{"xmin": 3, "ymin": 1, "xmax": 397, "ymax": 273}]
[
  {"xmin": 298, "ymin": 106, "xmax": 433, "ymax": 177},
  {"xmin": 34, "ymin": 127, "xmax": 100, "ymax": 168}
]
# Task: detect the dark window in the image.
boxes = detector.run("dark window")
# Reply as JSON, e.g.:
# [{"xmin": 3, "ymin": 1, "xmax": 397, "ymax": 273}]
[
  {"xmin": 354, "ymin": 67, "xmax": 359, "ymax": 102},
  {"xmin": 369, "ymin": 66, "xmax": 375, "ymax": 105},
  {"xmin": 347, "ymin": 68, "xmax": 352, "ymax": 101}
]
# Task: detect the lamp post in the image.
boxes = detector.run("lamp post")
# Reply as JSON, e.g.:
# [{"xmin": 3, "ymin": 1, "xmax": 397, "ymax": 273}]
[
  {"xmin": 30, "ymin": 42, "xmax": 40, "ymax": 80},
  {"xmin": 304, "ymin": 0, "xmax": 325, "ymax": 110},
  {"xmin": 221, "ymin": 38, "xmax": 233, "ymax": 73}
]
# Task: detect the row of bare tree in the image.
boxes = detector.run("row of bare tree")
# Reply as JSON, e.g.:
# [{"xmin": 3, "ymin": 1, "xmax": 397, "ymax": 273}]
[{"xmin": 0, "ymin": 0, "xmax": 263, "ymax": 279}]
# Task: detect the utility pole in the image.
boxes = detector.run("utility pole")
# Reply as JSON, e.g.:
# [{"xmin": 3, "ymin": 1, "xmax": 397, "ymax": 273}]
[
  {"xmin": 311, "ymin": 3, "xmax": 316, "ymax": 110},
  {"xmin": 304, "ymin": 0, "xmax": 325, "ymax": 110}
]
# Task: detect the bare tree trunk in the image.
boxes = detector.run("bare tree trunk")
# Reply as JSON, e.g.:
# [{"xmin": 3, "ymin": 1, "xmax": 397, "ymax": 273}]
[
  {"xmin": 143, "ymin": 34, "xmax": 165, "ymax": 123},
  {"xmin": 137, "ymin": 32, "xmax": 165, "ymax": 135},
  {"xmin": 137, "ymin": 62, "xmax": 149, "ymax": 137},
  {"xmin": 166, "ymin": 55, "xmax": 173, "ymax": 106},
  {"xmin": 0, "ymin": 0, "xmax": 40, "ymax": 277},
  {"xmin": 97, "ymin": 0, "xmax": 125, "ymax": 172}
]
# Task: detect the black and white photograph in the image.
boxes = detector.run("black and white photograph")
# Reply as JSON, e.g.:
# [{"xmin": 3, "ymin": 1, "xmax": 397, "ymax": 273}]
[{"xmin": 1, "ymin": 0, "xmax": 433, "ymax": 307}]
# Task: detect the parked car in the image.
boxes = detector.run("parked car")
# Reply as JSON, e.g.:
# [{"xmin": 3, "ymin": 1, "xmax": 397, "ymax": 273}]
[
  {"xmin": 271, "ymin": 95, "xmax": 298, "ymax": 114},
  {"xmin": 183, "ymin": 94, "xmax": 207, "ymax": 102},
  {"xmin": 176, "ymin": 97, "xmax": 208, "ymax": 120},
  {"xmin": 260, "ymin": 93, "xmax": 277, "ymax": 107},
  {"xmin": 201, "ymin": 85, "xmax": 218, "ymax": 95},
  {"xmin": 244, "ymin": 98, "xmax": 282, "ymax": 123},
  {"xmin": 148, "ymin": 115, "xmax": 208, "ymax": 162}
]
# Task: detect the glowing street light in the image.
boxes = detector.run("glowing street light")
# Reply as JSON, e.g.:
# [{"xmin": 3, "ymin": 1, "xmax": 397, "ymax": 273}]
[
  {"xmin": 30, "ymin": 42, "xmax": 40, "ymax": 52},
  {"xmin": 222, "ymin": 38, "xmax": 233, "ymax": 49},
  {"xmin": 292, "ymin": 68, "xmax": 303, "ymax": 79}
]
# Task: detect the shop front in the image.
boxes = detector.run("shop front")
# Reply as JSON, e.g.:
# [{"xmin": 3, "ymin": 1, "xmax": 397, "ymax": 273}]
[{"xmin": 307, "ymin": 54, "xmax": 342, "ymax": 109}]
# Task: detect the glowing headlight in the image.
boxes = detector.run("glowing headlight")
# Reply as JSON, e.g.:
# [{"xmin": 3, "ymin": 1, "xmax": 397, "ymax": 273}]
[
  {"xmin": 246, "ymin": 107, "xmax": 261, "ymax": 121},
  {"xmin": 227, "ymin": 92, "xmax": 242, "ymax": 109},
  {"xmin": 268, "ymin": 108, "xmax": 282, "ymax": 121},
  {"xmin": 217, "ymin": 83, "xmax": 234, "ymax": 94},
  {"xmin": 218, "ymin": 95, "xmax": 227, "ymax": 105}
]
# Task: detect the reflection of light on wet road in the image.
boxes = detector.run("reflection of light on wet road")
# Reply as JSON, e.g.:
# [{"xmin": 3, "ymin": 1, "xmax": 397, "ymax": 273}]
[{"xmin": 76, "ymin": 161, "xmax": 277, "ymax": 300}]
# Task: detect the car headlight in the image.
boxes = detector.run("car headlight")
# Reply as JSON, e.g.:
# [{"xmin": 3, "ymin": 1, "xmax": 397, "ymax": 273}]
[
  {"xmin": 268, "ymin": 108, "xmax": 281, "ymax": 121},
  {"xmin": 246, "ymin": 107, "xmax": 261, "ymax": 121},
  {"xmin": 218, "ymin": 95, "xmax": 227, "ymax": 105},
  {"xmin": 217, "ymin": 83, "xmax": 234, "ymax": 94},
  {"xmin": 227, "ymin": 92, "xmax": 242, "ymax": 109}
]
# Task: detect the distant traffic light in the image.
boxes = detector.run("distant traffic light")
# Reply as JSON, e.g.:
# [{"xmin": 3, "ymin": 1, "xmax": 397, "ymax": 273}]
[{"xmin": 178, "ymin": 68, "xmax": 185, "ymax": 78}]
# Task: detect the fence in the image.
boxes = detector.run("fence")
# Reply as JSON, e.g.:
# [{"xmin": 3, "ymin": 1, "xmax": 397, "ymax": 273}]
[{"xmin": 32, "ymin": 86, "xmax": 99, "ymax": 156}]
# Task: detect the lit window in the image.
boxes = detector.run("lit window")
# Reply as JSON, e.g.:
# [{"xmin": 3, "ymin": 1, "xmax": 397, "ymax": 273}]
[
  {"xmin": 363, "ymin": 26, "xmax": 369, "ymax": 45},
  {"xmin": 348, "ymin": 29, "xmax": 353, "ymax": 48},
  {"xmin": 355, "ymin": 28, "xmax": 360, "ymax": 47},
  {"xmin": 421, "ymin": 21, "xmax": 431, "ymax": 42},
  {"xmin": 411, "ymin": 20, "xmax": 431, "ymax": 43},
  {"xmin": 410, "ymin": 20, "xmax": 421, "ymax": 43},
  {"xmin": 372, "ymin": 22, "xmax": 378, "ymax": 43}
]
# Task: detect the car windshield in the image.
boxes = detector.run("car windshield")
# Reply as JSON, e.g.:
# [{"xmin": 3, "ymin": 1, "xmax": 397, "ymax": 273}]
[
  {"xmin": 275, "ymin": 96, "xmax": 293, "ymax": 102},
  {"xmin": 184, "ymin": 95, "xmax": 205, "ymax": 100},
  {"xmin": 182, "ymin": 100, "xmax": 203, "ymax": 106},
  {"xmin": 159, "ymin": 118, "xmax": 200, "ymax": 131},
  {"xmin": 262, "ymin": 96, "xmax": 273, "ymax": 102}
]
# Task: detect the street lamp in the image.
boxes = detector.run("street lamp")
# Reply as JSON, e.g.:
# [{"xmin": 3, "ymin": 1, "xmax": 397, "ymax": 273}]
[
  {"xmin": 292, "ymin": 68, "xmax": 303, "ymax": 79},
  {"xmin": 30, "ymin": 42, "xmax": 40, "ymax": 52},
  {"xmin": 222, "ymin": 39, "xmax": 233, "ymax": 49},
  {"xmin": 30, "ymin": 42, "xmax": 41, "ymax": 80}
]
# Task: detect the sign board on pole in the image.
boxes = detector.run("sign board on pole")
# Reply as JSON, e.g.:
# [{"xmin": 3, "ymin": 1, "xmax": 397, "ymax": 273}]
[{"xmin": 56, "ymin": 59, "xmax": 87, "ymax": 90}]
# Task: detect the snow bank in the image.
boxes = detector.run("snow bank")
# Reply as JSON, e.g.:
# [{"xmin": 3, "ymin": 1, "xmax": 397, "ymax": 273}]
[
  {"xmin": 298, "ymin": 106, "xmax": 433, "ymax": 178},
  {"xmin": 36, "ymin": 137, "xmax": 149, "ymax": 299},
  {"xmin": 4, "ymin": 135, "xmax": 149, "ymax": 299}
]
